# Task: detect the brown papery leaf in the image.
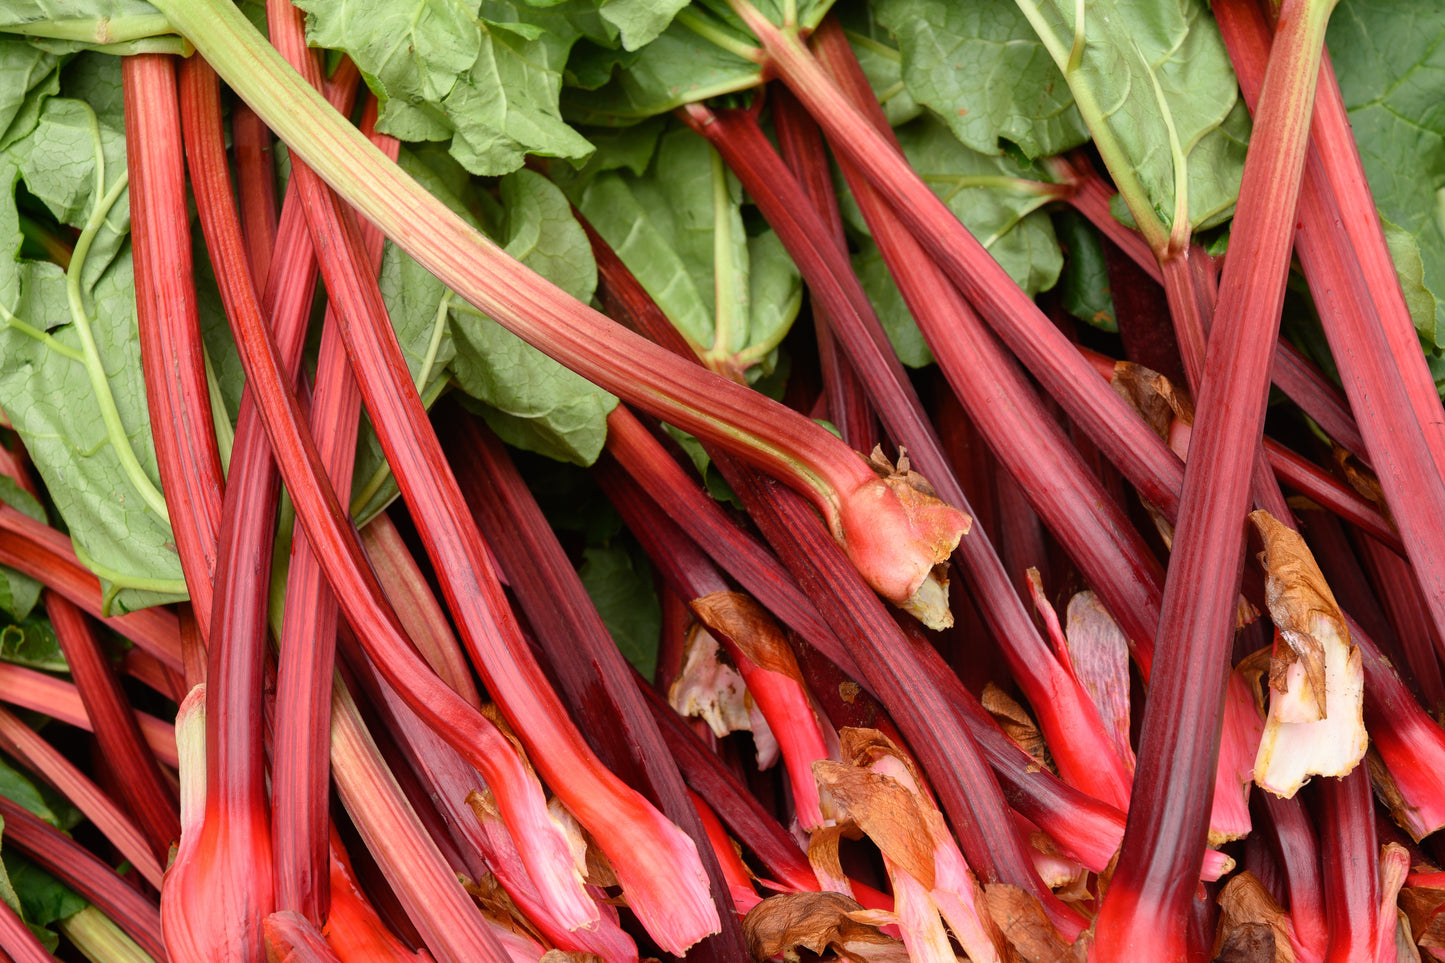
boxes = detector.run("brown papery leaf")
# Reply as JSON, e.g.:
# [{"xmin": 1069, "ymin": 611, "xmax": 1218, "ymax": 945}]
[
  {"xmin": 1212, "ymin": 872, "xmax": 1294, "ymax": 963},
  {"xmin": 690, "ymin": 591, "xmax": 807, "ymax": 680},
  {"xmin": 1250, "ymin": 512, "xmax": 1341, "ymax": 714},
  {"xmin": 742, "ymin": 891, "xmax": 907, "ymax": 963},
  {"xmin": 807, "ymin": 822, "xmax": 860, "ymax": 895},
  {"xmin": 1110, "ymin": 361, "xmax": 1195, "ymax": 441},
  {"xmin": 982, "ymin": 683, "xmax": 1054, "ymax": 774},
  {"xmin": 983, "ymin": 883, "xmax": 1071, "ymax": 963},
  {"xmin": 812, "ymin": 760, "xmax": 937, "ymax": 888}
]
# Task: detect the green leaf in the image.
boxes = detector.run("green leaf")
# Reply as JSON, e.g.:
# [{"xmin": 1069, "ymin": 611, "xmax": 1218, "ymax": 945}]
[
  {"xmin": 3, "ymin": 852, "xmax": 86, "ymax": 947},
  {"xmin": 832, "ymin": 3, "xmax": 920, "ymax": 128},
  {"xmin": 0, "ymin": 617, "xmax": 66, "ymax": 671},
  {"xmin": 872, "ymin": 0, "xmax": 1089, "ymax": 159},
  {"xmin": 296, "ymin": 0, "xmax": 594, "ymax": 176},
  {"xmin": 1327, "ymin": 0, "xmax": 1445, "ymax": 349},
  {"xmin": 0, "ymin": 475, "xmax": 43, "ymax": 620},
  {"xmin": 578, "ymin": 542, "xmax": 659, "ymax": 677},
  {"xmin": 574, "ymin": 125, "xmax": 802, "ymax": 374},
  {"xmin": 0, "ymin": 756, "xmax": 62, "ymax": 828},
  {"xmin": 596, "ymin": 0, "xmax": 689, "ymax": 51},
  {"xmin": 0, "ymin": 42, "xmax": 61, "ymax": 152},
  {"xmin": 1056, "ymin": 209, "xmax": 1116, "ymax": 332},
  {"xmin": 1382, "ymin": 215, "xmax": 1439, "ymax": 347},
  {"xmin": 1009, "ymin": 0, "xmax": 1247, "ymax": 239},
  {"xmin": 449, "ymin": 168, "xmax": 617, "ymax": 465}
]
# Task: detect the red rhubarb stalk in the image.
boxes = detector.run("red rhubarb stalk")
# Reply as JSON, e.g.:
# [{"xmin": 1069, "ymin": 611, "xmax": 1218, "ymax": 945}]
[
  {"xmin": 1093, "ymin": 0, "xmax": 1339, "ymax": 954},
  {"xmin": 123, "ymin": 52, "xmax": 225, "ymax": 639},
  {"xmin": 142, "ymin": 0, "xmax": 968, "ymax": 623},
  {"xmin": 0, "ymin": 662, "xmax": 177, "ymax": 767},
  {"xmin": 170, "ymin": 37, "xmax": 718, "ymax": 948}
]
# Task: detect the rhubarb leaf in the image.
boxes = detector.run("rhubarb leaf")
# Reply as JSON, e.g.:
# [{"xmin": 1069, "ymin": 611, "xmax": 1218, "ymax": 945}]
[
  {"xmin": 1382, "ymin": 216, "xmax": 1438, "ymax": 346},
  {"xmin": 0, "ymin": 477, "xmax": 44, "ymax": 621},
  {"xmin": 1008, "ymin": 0, "xmax": 1247, "ymax": 237},
  {"xmin": 449, "ymin": 167, "xmax": 618, "ymax": 465},
  {"xmin": 574, "ymin": 125, "xmax": 802, "ymax": 377},
  {"xmin": 578, "ymin": 541, "xmax": 660, "ymax": 677},
  {"xmin": 2, "ymin": 852, "xmax": 85, "ymax": 953},
  {"xmin": 0, "ymin": 55, "xmax": 187, "ymax": 613},
  {"xmin": 295, "ymin": 0, "xmax": 594, "ymax": 176},
  {"xmin": 1327, "ymin": 0, "xmax": 1445, "ymax": 349},
  {"xmin": 0, "ymin": 617, "xmax": 66, "ymax": 672},
  {"xmin": 872, "ymin": 0, "xmax": 1089, "ymax": 159},
  {"xmin": 1056, "ymin": 209, "xmax": 1117, "ymax": 332},
  {"xmin": 0, "ymin": 44, "xmax": 60, "ymax": 151},
  {"xmin": 834, "ymin": 3, "xmax": 921, "ymax": 127},
  {"xmin": 845, "ymin": 114, "xmax": 1064, "ymax": 365}
]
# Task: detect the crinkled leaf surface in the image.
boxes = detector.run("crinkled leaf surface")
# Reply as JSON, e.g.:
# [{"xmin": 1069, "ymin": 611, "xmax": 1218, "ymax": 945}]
[
  {"xmin": 0, "ymin": 0, "xmax": 161, "ymax": 28},
  {"xmin": 0, "ymin": 51, "xmax": 184, "ymax": 613},
  {"xmin": 574, "ymin": 125, "xmax": 801, "ymax": 374},
  {"xmin": 562, "ymin": 0, "xmax": 834, "ymax": 125},
  {"xmin": 295, "ymin": 0, "xmax": 594, "ymax": 175},
  {"xmin": 845, "ymin": 114, "xmax": 1063, "ymax": 366},
  {"xmin": 1056, "ymin": 209, "xmax": 1116, "ymax": 332},
  {"xmin": 873, "ymin": 0, "xmax": 1089, "ymax": 158},
  {"xmin": 1327, "ymin": 0, "xmax": 1445, "ymax": 350},
  {"xmin": 0, "ymin": 617, "xmax": 66, "ymax": 671},
  {"xmin": 1011, "ymin": 0, "xmax": 1247, "ymax": 235},
  {"xmin": 449, "ymin": 167, "xmax": 617, "ymax": 465}
]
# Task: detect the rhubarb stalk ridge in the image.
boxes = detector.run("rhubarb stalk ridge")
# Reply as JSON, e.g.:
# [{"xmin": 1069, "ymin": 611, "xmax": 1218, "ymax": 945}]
[{"xmin": 841, "ymin": 449, "xmax": 970, "ymax": 631}]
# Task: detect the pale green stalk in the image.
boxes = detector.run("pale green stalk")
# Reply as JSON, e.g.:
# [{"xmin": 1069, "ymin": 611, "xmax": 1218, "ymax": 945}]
[
  {"xmin": 2, "ymin": 15, "xmax": 172, "ymax": 43},
  {"xmin": 58, "ymin": 907, "xmax": 159, "ymax": 963}
]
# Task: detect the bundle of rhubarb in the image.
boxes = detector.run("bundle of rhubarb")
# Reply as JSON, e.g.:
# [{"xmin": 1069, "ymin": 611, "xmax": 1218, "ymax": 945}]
[{"xmin": 0, "ymin": 0, "xmax": 1444, "ymax": 959}]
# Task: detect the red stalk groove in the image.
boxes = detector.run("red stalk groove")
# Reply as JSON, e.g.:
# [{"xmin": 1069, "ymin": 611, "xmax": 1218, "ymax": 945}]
[
  {"xmin": 49, "ymin": 595, "xmax": 179, "ymax": 862},
  {"xmin": 263, "ymin": 0, "xmax": 719, "ymax": 944},
  {"xmin": 1258, "ymin": 792, "xmax": 1328, "ymax": 961},
  {"xmin": 1319, "ymin": 767, "xmax": 1380, "ymax": 962},
  {"xmin": 0, "ymin": 661, "xmax": 178, "ymax": 767},
  {"xmin": 0, "ymin": 796, "xmax": 168, "ymax": 962},
  {"xmin": 123, "ymin": 53, "xmax": 225, "ymax": 639},
  {"xmin": 1093, "ymin": 0, "xmax": 1338, "ymax": 954},
  {"xmin": 232, "ymin": 100, "xmax": 280, "ymax": 290},
  {"xmin": 1215, "ymin": 0, "xmax": 1445, "ymax": 656},
  {"xmin": 267, "ymin": 21, "xmax": 377, "ymax": 918},
  {"xmin": 683, "ymin": 100, "xmax": 1164, "ymax": 652},
  {"xmin": 770, "ymin": 84, "xmax": 877, "ymax": 449},
  {"xmin": 442, "ymin": 407, "xmax": 753, "ymax": 961},
  {"xmin": 592, "ymin": 238, "xmax": 1142, "ymax": 883},
  {"xmin": 0, "ymin": 506, "xmax": 182, "ymax": 669},
  {"xmin": 727, "ymin": 0, "xmax": 1186, "ymax": 520},
  {"xmin": 175, "ymin": 29, "xmax": 718, "ymax": 946},
  {"xmin": 0, "ymin": 705, "xmax": 166, "ymax": 889},
  {"xmin": 0, "ymin": 899, "xmax": 52, "ymax": 963}
]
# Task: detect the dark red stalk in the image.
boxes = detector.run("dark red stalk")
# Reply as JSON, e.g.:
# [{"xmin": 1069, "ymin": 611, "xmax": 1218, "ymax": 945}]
[
  {"xmin": 123, "ymin": 52, "xmax": 226, "ymax": 641},
  {"xmin": 335, "ymin": 634, "xmax": 636, "ymax": 960},
  {"xmin": 0, "ymin": 705, "xmax": 166, "ymax": 889},
  {"xmin": 0, "ymin": 504, "xmax": 183, "ymax": 670},
  {"xmin": 48, "ymin": 596, "xmax": 179, "ymax": 862},
  {"xmin": 589, "ymin": 433, "xmax": 832, "ymax": 830},
  {"xmin": 1215, "ymin": 0, "xmax": 1445, "ymax": 654},
  {"xmin": 123, "ymin": 645, "xmax": 187, "ymax": 702},
  {"xmin": 719, "ymin": 463, "xmax": 1085, "ymax": 937},
  {"xmin": 1356, "ymin": 534, "xmax": 1445, "ymax": 715},
  {"xmin": 1318, "ymin": 767, "xmax": 1380, "ymax": 962},
  {"xmin": 1258, "ymin": 793, "xmax": 1329, "ymax": 960},
  {"xmin": 1093, "ymin": 0, "xmax": 1339, "ymax": 950},
  {"xmin": 730, "ymin": 4, "xmax": 1186, "ymax": 521},
  {"xmin": 438, "ymin": 408, "xmax": 752, "ymax": 960},
  {"xmin": 1051, "ymin": 151, "xmax": 1367, "ymax": 460},
  {"xmin": 262, "ymin": 0, "xmax": 717, "ymax": 942},
  {"xmin": 0, "ymin": 898, "xmax": 57, "ymax": 963},
  {"xmin": 592, "ymin": 239, "xmax": 1132, "ymax": 879},
  {"xmin": 232, "ymin": 100, "xmax": 280, "ymax": 289},
  {"xmin": 0, "ymin": 662, "xmax": 178, "ymax": 767},
  {"xmin": 771, "ymin": 85, "xmax": 877, "ymax": 449},
  {"xmin": 636, "ymin": 680, "xmax": 822, "ymax": 895},
  {"xmin": 179, "ymin": 33, "xmax": 715, "ymax": 944},
  {"xmin": 269, "ymin": 34, "xmax": 381, "ymax": 917},
  {"xmin": 0, "ymin": 796, "xmax": 168, "ymax": 962},
  {"xmin": 682, "ymin": 100, "xmax": 1165, "ymax": 658}
]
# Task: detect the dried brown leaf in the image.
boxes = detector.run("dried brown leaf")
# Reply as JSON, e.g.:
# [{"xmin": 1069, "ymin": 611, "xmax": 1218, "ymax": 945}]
[
  {"xmin": 1110, "ymin": 362, "xmax": 1194, "ymax": 440},
  {"xmin": 813, "ymin": 760, "xmax": 937, "ymax": 888},
  {"xmin": 742, "ymin": 892, "xmax": 907, "ymax": 963},
  {"xmin": 690, "ymin": 591, "xmax": 807, "ymax": 680},
  {"xmin": 983, "ymin": 883, "xmax": 1071, "ymax": 963},
  {"xmin": 1213, "ymin": 872, "xmax": 1294, "ymax": 963},
  {"xmin": 982, "ymin": 683, "xmax": 1055, "ymax": 774}
]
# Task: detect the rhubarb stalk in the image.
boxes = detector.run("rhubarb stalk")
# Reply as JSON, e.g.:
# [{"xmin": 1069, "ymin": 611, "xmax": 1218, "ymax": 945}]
[{"xmin": 1093, "ymin": 0, "xmax": 1339, "ymax": 954}]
